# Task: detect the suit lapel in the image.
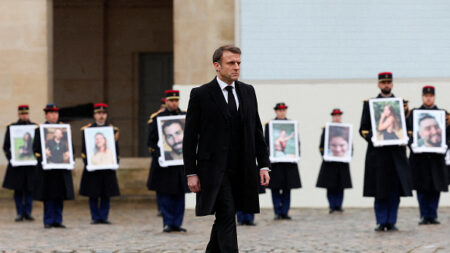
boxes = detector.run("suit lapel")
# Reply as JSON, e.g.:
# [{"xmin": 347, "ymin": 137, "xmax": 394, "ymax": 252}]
[
  {"xmin": 207, "ymin": 78, "xmax": 231, "ymax": 119},
  {"xmin": 235, "ymin": 81, "xmax": 246, "ymax": 119}
]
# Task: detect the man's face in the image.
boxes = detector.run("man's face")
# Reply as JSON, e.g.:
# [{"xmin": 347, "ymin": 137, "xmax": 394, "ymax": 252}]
[
  {"xmin": 419, "ymin": 117, "xmax": 442, "ymax": 147},
  {"xmin": 275, "ymin": 109, "xmax": 287, "ymax": 119},
  {"xmin": 422, "ymin": 94, "xmax": 435, "ymax": 107},
  {"xmin": 94, "ymin": 111, "xmax": 108, "ymax": 124},
  {"xmin": 330, "ymin": 136, "xmax": 348, "ymax": 157},
  {"xmin": 378, "ymin": 81, "xmax": 393, "ymax": 95},
  {"xmin": 332, "ymin": 115, "xmax": 342, "ymax": 123},
  {"xmin": 164, "ymin": 122, "xmax": 184, "ymax": 154},
  {"xmin": 45, "ymin": 111, "xmax": 59, "ymax": 123},
  {"xmin": 18, "ymin": 113, "xmax": 30, "ymax": 122},
  {"xmin": 166, "ymin": 99, "xmax": 179, "ymax": 111},
  {"xmin": 54, "ymin": 129, "xmax": 63, "ymax": 140},
  {"xmin": 214, "ymin": 51, "xmax": 241, "ymax": 84}
]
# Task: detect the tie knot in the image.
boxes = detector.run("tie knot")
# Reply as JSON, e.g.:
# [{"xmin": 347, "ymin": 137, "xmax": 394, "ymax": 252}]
[{"xmin": 225, "ymin": 86, "xmax": 233, "ymax": 92}]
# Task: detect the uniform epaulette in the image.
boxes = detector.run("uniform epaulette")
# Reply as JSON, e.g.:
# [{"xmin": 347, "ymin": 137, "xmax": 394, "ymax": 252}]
[
  {"xmin": 34, "ymin": 152, "xmax": 41, "ymax": 157},
  {"xmin": 113, "ymin": 126, "xmax": 119, "ymax": 131},
  {"xmin": 148, "ymin": 111, "xmax": 161, "ymax": 124},
  {"xmin": 35, "ymin": 124, "xmax": 40, "ymax": 129},
  {"xmin": 80, "ymin": 123, "xmax": 92, "ymax": 131},
  {"xmin": 319, "ymin": 147, "xmax": 324, "ymax": 151},
  {"xmin": 363, "ymin": 99, "xmax": 369, "ymax": 103},
  {"xmin": 264, "ymin": 121, "xmax": 269, "ymax": 126},
  {"xmin": 322, "ymin": 126, "xmax": 325, "ymax": 129},
  {"xmin": 81, "ymin": 153, "xmax": 86, "ymax": 159}
]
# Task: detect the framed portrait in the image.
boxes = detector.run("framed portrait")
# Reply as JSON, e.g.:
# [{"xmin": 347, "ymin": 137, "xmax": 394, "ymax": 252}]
[
  {"xmin": 411, "ymin": 110, "xmax": 447, "ymax": 154},
  {"xmin": 269, "ymin": 120, "xmax": 300, "ymax": 163},
  {"xmin": 323, "ymin": 122, "xmax": 353, "ymax": 163},
  {"xmin": 9, "ymin": 125, "xmax": 38, "ymax": 166},
  {"xmin": 157, "ymin": 115, "xmax": 186, "ymax": 167},
  {"xmin": 39, "ymin": 124, "xmax": 75, "ymax": 170},
  {"xmin": 84, "ymin": 126, "xmax": 119, "ymax": 171},
  {"xmin": 369, "ymin": 97, "xmax": 408, "ymax": 146}
]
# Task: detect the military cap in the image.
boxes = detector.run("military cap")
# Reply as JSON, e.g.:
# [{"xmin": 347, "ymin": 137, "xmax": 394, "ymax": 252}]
[
  {"xmin": 331, "ymin": 108, "xmax": 343, "ymax": 116},
  {"xmin": 18, "ymin": 105, "xmax": 30, "ymax": 114},
  {"xmin": 378, "ymin": 72, "xmax": 393, "ymax": 82},
  {"xmin": 94, "ymin": 103, "xmax": 108, "ymax": 113},
  {"xmin": 43, "ymin": 103, "xmax": 59, "ymax": 112},
  {"xmin": 422, "ymin": 86, "xmax": 435, "ymax": 95},
  {"xmin": 165, "ymin": 90, "xmax": 180, "ymax": 100},
  {"xmin": 274, "ymin": 103, "xmax": 288, "ymax": 110}
]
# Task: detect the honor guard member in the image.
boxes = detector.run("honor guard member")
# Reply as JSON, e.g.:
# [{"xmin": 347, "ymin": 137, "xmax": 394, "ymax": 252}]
[
  {"xmin": 147, "ymin": 90, "xmax": 188, "ymax": 233},
  {"xmin": 265, "ymin": 103, "xmax": 301, "ymax": 220},
  {"xmin": 359, "ymin": 72, "xmax": 412, "ymax": 232},
  {"xmin": 2, "ymin": 105, "xmax": 38, "ymax": 222},
  {"xmin": 316, "ymin": 109, "xmax": 352, "ymax": 213},
  {"xmin": 407, "ymin": 86, "xmax": 448, "ymax": 225},
  {"xmin": 79, "ymin": 103, "xmax": 120, "ymax": 224},
  {"xmin": 33, "ymin": 104, "xmax": 75, "ymax": 228}
]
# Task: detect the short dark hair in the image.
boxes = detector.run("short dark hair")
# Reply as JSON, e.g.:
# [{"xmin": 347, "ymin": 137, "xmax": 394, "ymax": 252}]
[
  {"xmin": 419, "ymin": 113, "xmax": 437, "ymax": 126},
  {"xmin": 212, "ymin": 45, "xmax": 241, "ymax": 63},
  {"xmin": 162, "ymin": 119, "xmax": 185, "ymax": 134}
]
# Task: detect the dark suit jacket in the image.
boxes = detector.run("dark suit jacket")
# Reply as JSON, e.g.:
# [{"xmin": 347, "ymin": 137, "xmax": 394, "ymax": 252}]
[{"xmin": 183, "ymin": 78, "xmax": 270, "ymax": 216}]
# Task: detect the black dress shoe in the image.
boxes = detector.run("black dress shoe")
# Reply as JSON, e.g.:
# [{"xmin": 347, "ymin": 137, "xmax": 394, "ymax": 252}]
[
  {"xmin": 14, "ymin": 215, "xmax": 24, "ymax": 222},
  {"xmin": 329, "ymin": 209, "xmax": 335, "ymax": 214},
  {"xmin": 374, "ymin": 224, "xmax": 385, "ymax": 232},
  {"xmin": 173, "ymin": 226, "xmax": 187, "ymax": 232},
  {"xmin": 274, "ymin": 215, "xmax": 282, "ymax": 220},
  {"xmin": 91, "ymin": 220, "xmax": 101, "ymax": 225},
  {"xmin": 23, "ymin": 214, "xmax": 34, "ymax": 221},
  {"xmin": 281, "ymin": 214, "xmax": 292, "ymax": 220},
  {"xmin": 44, "ymin": 224, "xmax": 52, "ymax": 229},
  {"xmin": 428, "ymin": 218, "xmax": 440, "ymax": 225},
  {"xmin": 386, "ymin": 224, "xmax": 398, "ymax": 231},
  {"xmin": 238, "ymin": 221, "xmax": 246, "ymax": 226},
  {"xmin": 53, "ymin": 223, "xmax": 66, "ymax": 228},
  {"xmin": 163, "ymin": 225, "xmax": 174, "ymax": 233},
  {"xmin": 418, "ymin": 218, "xmax": 430, "ymax": 225},
  {"xmin": 335, "ymin": 208, "xmax": 344, "ymax": 212},
  {"xmin": 246, "ymin": 220, "xmax": 256, "ymax": 226},
  {"xmin": 101, "ymin": 220, "xmax": 112, "ymax": 225}
]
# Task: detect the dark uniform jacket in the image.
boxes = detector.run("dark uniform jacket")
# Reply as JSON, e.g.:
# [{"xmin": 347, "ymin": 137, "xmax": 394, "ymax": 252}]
[
  {"xmin": 183, "ymin": 78, "xmax": 270, "ymax": 216},
  {"xmin": 79, "ymin": 122, "xmax": 120, "ymax": 198},
  {"xmin": 316, "ymin": 128, "xmax": 352, "ymax": 190},
  {"xmin": 264, "ymin": 119, "xmax": 301, "ymax": 190},
  {"xmin": 359, "ymin": 94, "xmax": 413, "ymax": 199},
  {"xmin": 2, "ymin": 120, "xmax": 38, "ymax": 192},
  {"xmin": 32, "ymin": 122, "xmax": 75, "ymax": 201},
  {"xmin": 407, "ymin": 105, "xmax": 448, "ymax": 193},
  {"xmin": 147, "ymin": 108, "xmax": 188, "ymax": 195}
]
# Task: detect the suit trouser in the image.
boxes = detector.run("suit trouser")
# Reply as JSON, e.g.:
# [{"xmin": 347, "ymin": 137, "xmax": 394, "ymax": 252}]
[
  {"xmin": 157, "ymin": 192, "xmax": 185, "ymax": 227},
  {"xmin": 14, "ymin": 190, "xmax": 33, "ymax": 216},
  {"xmin": 206, "ymin": 175, "xmax": 238, "ymax": 253},
  {"xmin": 271, "ymin": 189, "xmax": 291, "ymax": 216},
  {"xmin": 417, "ymin": 191, "xmax": 440, "ymax": 220},
  {"xmin": 236, "ymin": 211, "xmax": 254, "ymax": 223},
  {"xmin": 44, "ymin": 200, "xmax": 63, "ymax": 225},
  {"xmin": 89, "ymin": 197, "xmax": 110, "ymax": 221},
  {"xmin": 327, "ymin": 189, "xmax": 344, "ymax": 210}
]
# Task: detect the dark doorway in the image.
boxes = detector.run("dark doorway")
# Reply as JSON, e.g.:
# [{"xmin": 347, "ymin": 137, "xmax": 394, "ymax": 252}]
[{"xmin": 138, "ymin": 53, "xmax": 173, "ymax": 156}]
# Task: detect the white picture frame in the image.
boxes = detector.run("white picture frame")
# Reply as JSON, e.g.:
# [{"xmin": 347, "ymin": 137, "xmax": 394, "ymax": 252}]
[
  {"xmin": 84, "ymin": 126, "xmax": 119, "ymax": 171},
  {"xmin": 9, "ymin": 125, "xmax": 38, "ymax": 167},
  {"xmin": 369, "ymin": 97, "xmax": 409, "ymax": 146},
  {"xmin": 157, "ymin": 115, "xmax": 186, "ymax": 167},
  {"xmin": 411, "ymin": 110, "xmax": 447, "ymax": 154},
  {"xmin": 445, "ymin": 150, "xmax": 450, "ymax": 166},
  {"xmin": 323, "ymin": 122, "xmax": 353, "ymax": 163},
  {"xmin": 269, "ymin": 120, "xmax": 300, "ymax": 163},
  {"xmin": 39, "ymin": 124, "xmax": 75, "ymax": 170}
]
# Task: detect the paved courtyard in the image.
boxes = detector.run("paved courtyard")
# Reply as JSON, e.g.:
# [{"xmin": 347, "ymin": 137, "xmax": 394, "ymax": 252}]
[{"xmin": 0, "ymin": 199, "xmax": 449, "ymax": 252}]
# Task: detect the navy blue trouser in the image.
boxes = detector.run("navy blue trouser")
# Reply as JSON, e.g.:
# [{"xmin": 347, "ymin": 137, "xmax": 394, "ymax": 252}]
[
  {"xmin": 157, "ymin": 193, "xmax": 185, "ymax": 227},
  {"xmin": 271, "ymin": 189, "xmax": 291, "ymax": 216},
  {"xmin": 44, "ymin": 200, "xmax": 63, "ymax": 225},
  {"xmin": 327, "ymin": 189, "xmax": 344, "ymax": 210},
  {"xmin": 89, "ymin": 197, "xmax": 110, "ymax": 221},
  {"xmin": 374, "ymin": 178, "xmax": 400, "ymax": 225},
  {"xmin": 417, "ymin": 192, "xmax": 440, "ymax": 220},
  {"xmin": 236, "ymin": 211, "xmax": 254, "ymax": 223},
  {"xmin": 14, "ymin": 190, "xmax": 33, "ymax": 216}
]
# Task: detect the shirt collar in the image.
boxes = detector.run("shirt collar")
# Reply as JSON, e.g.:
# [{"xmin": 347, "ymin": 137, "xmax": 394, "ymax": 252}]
[{"xmin": 216, "ymin": 76, "xmax": 235, "ymax": 90}]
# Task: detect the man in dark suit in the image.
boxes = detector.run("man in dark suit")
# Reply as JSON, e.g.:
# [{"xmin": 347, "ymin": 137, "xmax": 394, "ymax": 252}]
[{"xmin": 183, "ymin": 45, "xmax": 270, "ymax": 252}]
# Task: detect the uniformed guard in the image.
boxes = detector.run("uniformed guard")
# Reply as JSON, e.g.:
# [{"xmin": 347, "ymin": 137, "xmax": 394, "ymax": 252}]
[
  {"xmin": 359, "ymin": 72, "xmax": 413, "ymax": 232},
  {"xmin": 147, "ymin": 90, "xmax": 188, "ymax": 232},
  {"xmin": 407, "ymin": 86, "xmax": 448, "ymax": 225},
  {"xmin": 316, "ymin": 108, "xmax": 352, "ymax": 213},
  {"xmin": 79, "ymin": 103, "xmax": 120, "ymax": 224},
  {"xmin": 236, "ymin": 181, "xmax": 265, "ymax": 226},
  {"xmin": 2, "ymin": 105, "xmax": 38, "ymax": 222},
  {"xmin": 33, "ymin": 104, "xmax": 75, "ymax": 228},
  {"xmin": 265, "ymin": 103, "xmax": 301, "ymax": 220}
]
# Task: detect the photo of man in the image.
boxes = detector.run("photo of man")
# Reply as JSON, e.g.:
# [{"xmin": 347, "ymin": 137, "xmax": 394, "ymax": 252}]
[
  {"xmin": 162, "ymin": 119, "xmax": 185, "ymax": 161},
  {"xmin": 45, "ymin": 128, "xmax": 70, "ymax": 164},
  {"xmin": 417, "ymin": 113, "xmax": 442, "ymax": 148}
]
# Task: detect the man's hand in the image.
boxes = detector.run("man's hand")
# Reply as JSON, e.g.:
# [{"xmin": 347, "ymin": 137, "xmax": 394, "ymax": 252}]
[
  {"xmin": 260, "ymin": 170, "xmax": 270, "ymax": 186},
  {"xmin": 188, "ymin": 175, "xmax": 201, "ymax": 193}
]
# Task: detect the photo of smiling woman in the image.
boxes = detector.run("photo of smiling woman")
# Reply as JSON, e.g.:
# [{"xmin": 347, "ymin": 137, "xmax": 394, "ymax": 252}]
[{"xmin": 91, "ymin": 132, "xmax": 115, "ymax": 166}]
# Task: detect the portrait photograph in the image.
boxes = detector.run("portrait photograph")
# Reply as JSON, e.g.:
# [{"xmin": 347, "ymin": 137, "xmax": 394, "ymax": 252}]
[
  {"xmin": 269, "ymin": 120, "xmax": 300, "ymax": 163},
  {"xmin": 369, "ymin": 97, "xmax": 408, "ymax": 146},
  {"xmin": 39, "ymin": 124, "xmax": 74, "ymax": 170},
  {"xmin": 84, "ymin": 126, "xmax": 119, "ymax": 171},
  {"xmin": 157, "ymin": 115, "xmax": 186, "ymax": 167},
  {"xmin": 9, "ymin": 125, "xmax": 38, "ymax": 166},
  {"xmin": 323, "ymin": 123, "xmax": 353, "ymax": 163},
  {"xmin": 411, "ymin": 110, "xmax": 447, "ymax": 154}
]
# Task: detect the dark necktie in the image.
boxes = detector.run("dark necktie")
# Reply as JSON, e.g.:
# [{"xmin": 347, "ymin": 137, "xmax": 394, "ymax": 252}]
[{"xmin": 225, "ymin": 86, "xmax": 237, "ymax": 114}]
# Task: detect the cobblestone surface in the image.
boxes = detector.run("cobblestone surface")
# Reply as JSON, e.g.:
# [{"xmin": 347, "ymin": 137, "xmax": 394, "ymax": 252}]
[{"xmin": 0, "ymin": 199, "xmax": 449, "ymax": 252}]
